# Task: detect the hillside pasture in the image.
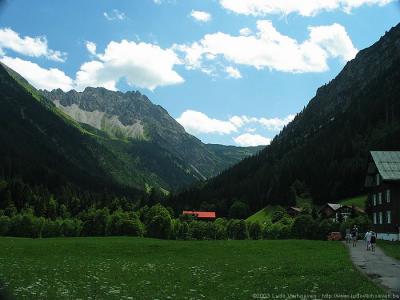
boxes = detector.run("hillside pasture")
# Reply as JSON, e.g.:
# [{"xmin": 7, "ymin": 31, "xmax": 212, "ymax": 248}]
[
  {"xmin": 246, "ymin": 197, "xmax": 314, "ymax": 223},
  {"xmin": 339, "ymin": 195, "xmax": 367, "ymax": 209}
]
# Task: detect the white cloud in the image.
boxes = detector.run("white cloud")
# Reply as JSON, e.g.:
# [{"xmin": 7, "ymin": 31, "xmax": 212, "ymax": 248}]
[
  {"xmin": 233, "ymin": 133, "xmax": 271, "ymax": 146},
  {"xmin": 75, "ymin": 40, "xmax": 184, "ymax": 91},
  {"xmin": 1, "ymin": 56, "xmax": 73, "ymax": 91},
  {"xmin": 174, "ymin": 42, "xmax": 204, "ymax": 70},
  {"xmin": 229, "ymin": 115, "xmax": 245, "ymax": 128},
  {"xmin": 2, "ymin": 38, "xmax": 184, "ymax": 92},
  {"xmin": 86, "ymin": 41, "xmax": 97, "ymax": 56},
  {"xmin": 176, "ymin": 110, "xmax": 237, "ymax": 135},
  {"xmin": 258, "ymin": 114, "xmax": 295, "ymax": 130},
  {"xmin": 230, "ymin": 114, "xmax": 295, "ymax": 131},
  {"xmin": 75, "ymin": 61, "xmax": 117, "ymax": 91},
  {"xmin": 104, "ymin": 9, "xmax": 126, "ymax": 21},
  {"xmin": 225, "ymin": 66, "xmax": 242, "ymax": 79},
  {"xmin": 219, "ymin": 0, "xmax": 394, "ymax": 17},
  {"xmin": 190, "ymin": 10, "xmax": 212, "ymax": 22},
  {"xmin": 308, "ymin": 23, "xmax": 358, "ymax": 61},
  {"xmin": 239, "ymin": 27, "xmax": 252, "ymax": 36},
  {"xmin": 0, "ymin": 28, "xmax": 66, "ymax": 62},
  {"xmin": 176, "ymin": 21, "xmax": 357, "ymax": 74},
  {"xmin": 153, "ymin": 0, "xmax": 177, "ymax": 5},
  {"xmin": 176, "ymin": 110, "xmax": 294, "ymax": 137}
]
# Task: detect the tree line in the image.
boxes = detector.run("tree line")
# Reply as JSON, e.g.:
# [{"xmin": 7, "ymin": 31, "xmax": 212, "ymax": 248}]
[{"xmin": 0, "ymin": 200, "xmax": 371, "ymax": 241}]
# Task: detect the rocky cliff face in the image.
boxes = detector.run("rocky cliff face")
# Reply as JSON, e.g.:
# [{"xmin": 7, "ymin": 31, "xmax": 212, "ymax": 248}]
[{"xmin": 42, "ymin": 88, "xmax": 261, "ymax": 180}]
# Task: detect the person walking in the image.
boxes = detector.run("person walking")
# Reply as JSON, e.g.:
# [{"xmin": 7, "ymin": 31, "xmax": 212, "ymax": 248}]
[
  {"xmin": 351, "ymin": 225, "xmax": 358, "ymax": 247},
  {"xmin": 370, "ymin": 231, "xmax": 377, "ymax": 252},
  {"xmin": 364, "ymin": 230, "xmax": 372, "ymax": 251}
]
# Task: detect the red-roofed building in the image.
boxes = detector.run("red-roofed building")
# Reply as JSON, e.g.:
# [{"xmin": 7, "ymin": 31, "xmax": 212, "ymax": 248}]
[{"xmin": 182, "ymin": 211, "xmax": 216, "ymax": 220}]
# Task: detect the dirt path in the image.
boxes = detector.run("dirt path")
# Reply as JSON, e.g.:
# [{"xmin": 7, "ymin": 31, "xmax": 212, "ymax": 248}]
[{"xmin": 344, "ymin": 241, "xmax": 400, "ymax": 297}]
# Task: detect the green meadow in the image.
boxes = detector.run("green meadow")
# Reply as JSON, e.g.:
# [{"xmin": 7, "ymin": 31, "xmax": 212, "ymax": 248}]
[
  {"xmin": 0, "ymin": 237, "xmax": 386, "ymax": 300},
  {"xmin": 379, "ymin": 240, "xmax": 400, "ymax": 261},
  {"xmin": 339, "ymin": 195, "xmax": 368, "ymax": 209}
]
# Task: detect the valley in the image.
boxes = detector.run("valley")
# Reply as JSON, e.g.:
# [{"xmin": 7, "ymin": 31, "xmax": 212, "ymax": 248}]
[{"xmin": 0, "ymin": 2, "xmax": 399, "ymax": 299}]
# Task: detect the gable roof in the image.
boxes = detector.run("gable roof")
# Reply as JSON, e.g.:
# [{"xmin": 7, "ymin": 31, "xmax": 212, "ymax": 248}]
[
  {"xmin": 371, "ymin": 151, "xmax": 400, "ymax": 181},
  {"xmin": 327, "ymin": 203, "xmax": 342, "ymax": 211},
  {"xmin": 287, "ymin": 207, "xmax": 302, "ymax": 212}
]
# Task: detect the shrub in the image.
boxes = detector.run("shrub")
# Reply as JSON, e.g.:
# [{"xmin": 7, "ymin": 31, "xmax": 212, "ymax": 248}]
[
  {"xmin": 0, "ymin": 215, "xmax": 10, "ymax": 235},
  {"xmin": 214, "ymin": 218, "xmax": 228, "ymax": 240},
  {"xmin": 205, "ymin": 222, "xmax": 218, "ymax": 240},
  {"xmin": 271, "ymin": 206, "xmax": 286, "ymax": 223},
  {"xmin": 146, "ymin": 204, "xmax": 172, "ymax": 239},
  {"xmin": 279, "ymin": 223, "xmax": 293, "ymax": 239},
  {"xmin": 177, "ymin": 221, "xmax": 190, "ymax": 240},
  {"xmin": 268, "ymin": 223, "xmax": 282, "ymax": 239},
  {"xmin": 107, "ymin": 211, "xmax": 124, "ymax": 236},
  {"xmin": 42, "ymin": 219, "xmax": 62, "ymax": 238},
  {"xmin": 229, "ymin": 201, "xmax": 249, "ymax": 219},
  {"xmin": 81, "ymin": 208, "xmax": 110, "ymax": 236},
  {"xmin": 9, "ymin": 213, "xmax": 43, "ymax": 238},
  {"xmin": 121, "ymin": 219, "xmax": 145, "ymax": 237},
  {"xmin": 189, "ymin": 221, "xmax": 208, "ymax": 240},
  {"xmin": 249, "ymin": 222, "xmax": 263, "ymax": 240},
  {"xmin": 61, "ymin": 219, "xmax": 82, "ymax": 237},
  {"xmin": 292, "ymin": 215, "xmax": 315, "ymax": 239},
  {"xmin": 170, "ymin": 219, "xmax": 181, "ymax": 240},
  {"xmin": 228, "ymin": 219, "xmax": 248, "ymax": 240},
  {"xmin": 315, "ymin": 219, "xmax": 336, "ymax": 240}
]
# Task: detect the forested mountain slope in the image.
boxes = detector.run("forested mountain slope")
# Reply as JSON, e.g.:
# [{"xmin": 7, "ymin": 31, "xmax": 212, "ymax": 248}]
[
  {"xmin": 0, "ymin": 63, "xmax": 157, "ymax": 193},
  {"xmin": 170, "ymin": 23, "xmax": 400, "ymax": 216}
]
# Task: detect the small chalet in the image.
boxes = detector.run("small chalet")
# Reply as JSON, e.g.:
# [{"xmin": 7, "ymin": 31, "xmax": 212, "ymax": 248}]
[
  {"xmin": 319, "ymin": 203, "xmax": 357, "ymax": 222},
  {"xmin": 365, "ymin": 151, "xmax": 400, "ymax": 241},
  {"xmin": 286, "ymin": 207, "xmax": 303, "ymax": 217},
  {"xmin": 182, "ymin": 211, "xmax": 216, "ymax": 221}
]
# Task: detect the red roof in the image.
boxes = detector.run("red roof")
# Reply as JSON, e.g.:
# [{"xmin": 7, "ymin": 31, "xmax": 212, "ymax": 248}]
[{"xmin": 182, "ymin": 211, "xmax": 216, "ymax": 219}]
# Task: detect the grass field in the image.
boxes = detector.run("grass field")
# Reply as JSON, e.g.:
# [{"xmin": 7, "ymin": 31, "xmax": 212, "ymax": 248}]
[
  {"xmin": 379, "ymin": 240, "xmax": 400, "ymax": 261},
  {"xmin": 339, "ymin": 195, "xmax": 367, "ymax": 209},
  {"xmin": 0, "ymin": 237, "xmax": 386, "ymax": 300}
]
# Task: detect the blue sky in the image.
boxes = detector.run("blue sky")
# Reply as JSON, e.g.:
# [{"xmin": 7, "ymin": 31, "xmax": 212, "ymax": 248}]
[{"xmin": 0, "ymin": 0, "xmax": 399, "ymax": 146}]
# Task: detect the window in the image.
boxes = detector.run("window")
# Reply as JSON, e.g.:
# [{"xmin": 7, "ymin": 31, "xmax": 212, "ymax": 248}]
[
  {"xmin": 373, "ymin": 212, "xmax": 377, "ymax": 224},
  {"xmin": 372, "ymin": 194, "xmax": 376, "ymax": 206},
  {"xmin": 376, "ymin": 174, "xmax": 380, "ymax": 186},
  {"xmin": 386, "ymin": 211, "xmax": 391, "ymax": 224},
  {"xmin": 386, "ymin": 189, "xmax": 391, "ymax": 203},
  {"xmin": 378, "ymin": 193, "xmax": 382, "ymax": 205},
  {"xmin": 379, "ymin": 212, "xmax": 383, "ymax": 224}
]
